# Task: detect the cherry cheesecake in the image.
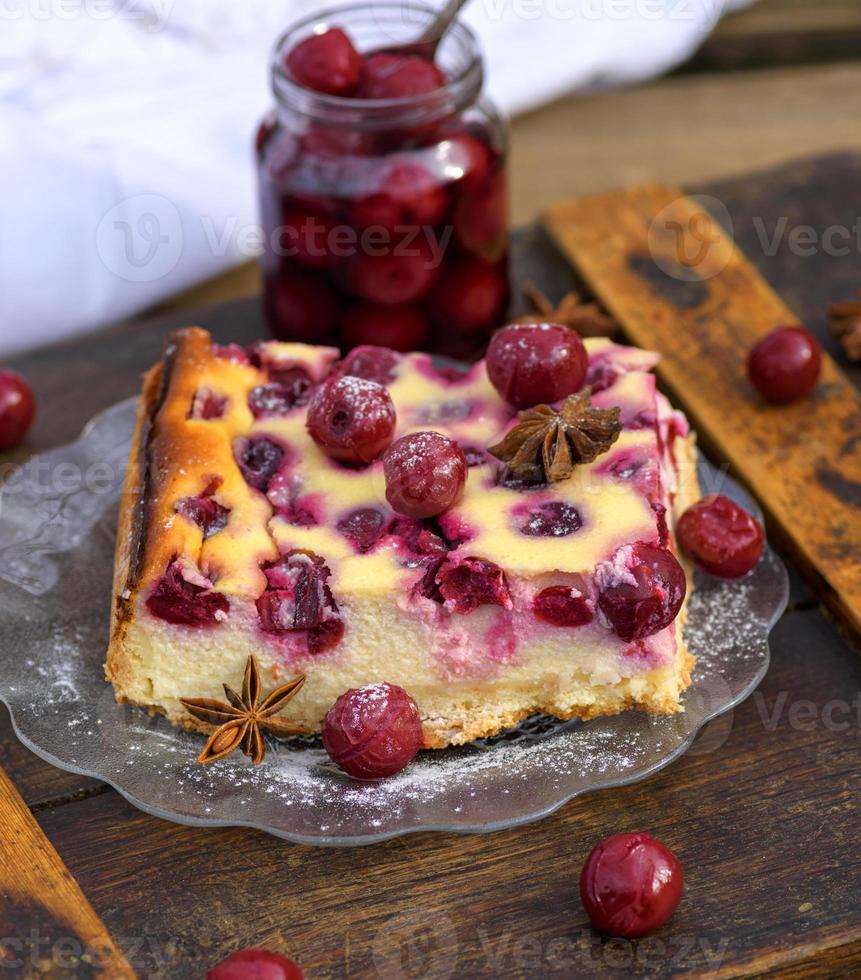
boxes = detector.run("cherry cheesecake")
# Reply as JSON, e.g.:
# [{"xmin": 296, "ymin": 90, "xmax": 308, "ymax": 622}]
[{"xmin": 106, "ymin": 327, "xmax": 698, "ymax": 747}]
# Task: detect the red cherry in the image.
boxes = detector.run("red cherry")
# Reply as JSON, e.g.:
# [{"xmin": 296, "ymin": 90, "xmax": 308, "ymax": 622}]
[
  {"xmin": 322, "ymin": 682, "xmax": 423, "ymax": 779},
  {"xmin": 175, "ymin": 495, "xmax": 230, "ymax": 539},
  {"xmin": 453, "ymin": 170, "xmax": 507, "ymax": 262},
  {"xmin": 533, "ymin": 587, "xmax": 593, "ymax": 627},
  {"xmin": 426, "ymin": 260, "xmax": 507, "ymax": 337},
  {"xmin": 519, "ymin": 501, "xmax": 583, "ymax": 537},
  {"xmin": 747, "ymin": 326, "xmax": 821, "ymax": 403},
  {"xmin": 285, "ymin": 27, "xmax": 362, "ymax": 97},
  {"xmin": 0, "ymin": 370, "xmax": 36, "ymax": 451},
  {"xmin": 234, "ymin": 437, "xmax": 286, "ymax": 492},
  {"xmin": 436, "ymin": 556, "xmax": 511, "ymax": 614},
  {"xmin": 487, "ymin": 323, "xmax": 588, "ymax": 409},
  {"xmin": 306, "ymin": 375, "xmax": 396, "ymax": 464},
  {"xmin": 248, "ymin": 378, "xmax": 312, "ymax": 418},
  {"xmin": 345, "ymin": 239, "xmax": 440, "ymax": 306},
  {"xmin": 334, "ymin": 344, "xmax": 400, "ymax": 385},
  {"xmin": 278, "ymin": 209, "xmax": 340, "ymax": 271},
  {"xmin": 265, "ymin": 271, "xmax": 340, "ymax": 344},
  {"xmin": 342, "ymin": 303, "xmax": 429, "ymax": 352},
  {"xmin": 146, "ymin": 562, "xmax": 228, "ymax": 627},
  {"xmin": 337, "ymin": 507, "xmax": 386, "ymax": 552},
  {"xmin": 383, "ymin": 431, "xmax": 467, "ymax": 518},
  {"xmin": 597, "ymin": 543, "xmax": 686, "ymax": 642},
  {"xmin": 257, "ymin": 551, "xmax": 343, "ymax": 653},
  {"xmin": 351, "ymin": 159, "xmax": 448, "ymax": 233},
  {"xmin": 580, "ymin": 832, "xmax": 684, "ymax": 938},
  {"xmin": 443, "ymin": 130, "xmax": 492, "ymax": 186},
  {"xmin": 357, "ymin": 53, "xmax": 445, "ymax": 100},
  {"xmin": 207, "ymin": 947, "xmax": 305, "ymax": 980},
  {"xmin": 189, "ymin": 388, "xmax": 227, "ymax": 421},
  {"xmin": 677, "ymin": 494, "xmax": 764, "ymax": 578}
]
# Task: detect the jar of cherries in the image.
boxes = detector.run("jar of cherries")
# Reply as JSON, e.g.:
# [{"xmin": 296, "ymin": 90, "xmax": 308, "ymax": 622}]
[{"xmin": 255, "ymin": 3, "xmax": 509, "ymax": 359}]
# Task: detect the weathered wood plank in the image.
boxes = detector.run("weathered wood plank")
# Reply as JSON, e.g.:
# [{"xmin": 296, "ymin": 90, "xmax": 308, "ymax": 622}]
[
  {"xmin": 35, "ymin": 608, "xmax": 861, "ymax": 978},
  {"xmin": 0, "ymin": 767, "xmax": 135, "ymax": 978},
  {"xmin": 544, "ymin": 185, "xmax": 861, "ymax": 638}
]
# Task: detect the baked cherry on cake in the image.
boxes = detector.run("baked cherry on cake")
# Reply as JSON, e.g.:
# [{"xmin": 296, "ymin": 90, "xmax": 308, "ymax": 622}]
[{"xmin": 106, "ymin": 327, "xmax": 699, "ymax": 748}]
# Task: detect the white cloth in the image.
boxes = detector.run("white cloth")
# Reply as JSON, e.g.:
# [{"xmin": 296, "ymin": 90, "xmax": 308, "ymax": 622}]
[{"xmin": 0, "ymin": 0, "xmax": 752, "ymax": 356}]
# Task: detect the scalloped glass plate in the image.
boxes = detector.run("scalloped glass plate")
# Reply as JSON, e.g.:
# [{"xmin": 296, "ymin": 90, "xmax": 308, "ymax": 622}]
[{"xmin": 0, "ymin": 399, "xmax": 788, "ymax": 846}]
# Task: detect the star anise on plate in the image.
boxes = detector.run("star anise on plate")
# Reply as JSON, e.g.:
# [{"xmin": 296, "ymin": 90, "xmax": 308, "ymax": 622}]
[
  {"xmin": 489, "ymin": 388, "xmax": 622, "ymax": 483},
  {"xmin": 180, "ymin": 655, "xmax": 305, "ymax": 765},
  {"xmin": 829, "ymin": 291, "xmax": 861, "ymax": 362},
  {"xmin": 512, "ymin": 284, "xmax": 617, "ymax": 338}
]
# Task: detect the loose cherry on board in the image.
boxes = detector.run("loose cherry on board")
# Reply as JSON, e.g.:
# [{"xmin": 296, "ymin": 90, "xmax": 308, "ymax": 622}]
[
  {"xmin": 207, "ymin": 947, "xmax": 305, "ymax": 980},
  {"xmin": 0, "ymin": 370, "xmax": 36, "ymax": 451},
  {"xmin": 306, "ymin": 375, "xmax": 396, "ymax": 464},
  {"xmin": 747, "ymin": 326, "xmax": 821, "ymax": 403},
  {"xmin": 580, "ymin": 832, "xmax": 684, "ymax": 938},
  {"xmin": 486, "ymin": 323, "xmax": 588, "ymax": 409},
  {"xmin": 285, "ymin": 27, "xmax": 362, "ymax": 97},
  {"xmin": 322, "ymin": 682, "xmax": 423, "ymax": 779},
  {"xmin": 383, "ymin": 431, "xmax": 468, "ymax": 518},
  {"xmin": 677, "ymin": 495, "xmax": 764, "ymax": 578}
]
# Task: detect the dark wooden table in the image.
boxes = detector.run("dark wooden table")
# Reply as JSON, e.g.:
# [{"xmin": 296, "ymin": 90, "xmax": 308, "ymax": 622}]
[{"xmin": 4, "ymin": 2, "xmax": 861, "ymax": 977}]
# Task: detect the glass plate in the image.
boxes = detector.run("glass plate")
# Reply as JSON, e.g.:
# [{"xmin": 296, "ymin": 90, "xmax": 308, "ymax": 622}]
[{"xmin": 0, "ymin": 399, "xmax": 788, "ymax": 846}]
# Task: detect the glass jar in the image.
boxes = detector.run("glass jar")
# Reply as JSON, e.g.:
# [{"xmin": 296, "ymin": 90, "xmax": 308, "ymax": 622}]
[{"xmin": 255, "ymin": 2, "xmax": 509, "ymax": 360}]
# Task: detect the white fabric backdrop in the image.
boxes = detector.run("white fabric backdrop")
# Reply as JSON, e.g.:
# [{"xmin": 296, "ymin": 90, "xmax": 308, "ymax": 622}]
[{"xmin": 0, "ymin": 0, "xmax": 752, "ymax": 356}]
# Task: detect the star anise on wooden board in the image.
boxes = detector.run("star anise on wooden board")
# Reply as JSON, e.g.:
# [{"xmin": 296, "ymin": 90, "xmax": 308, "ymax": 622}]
[
  {"xmin": 180, "ymin": 655, "xmax": 305, "ymax": 765},
  {"xmin": 511, "ymin": 284, "xmax": 617, "ymax": 338},
  {"xmin": 489, "ymin": 388, "xmax": 622, "ymax": 483},
  {"xmin": 829, "ymin": 292, "xmax": 861, "ymax": 362}
]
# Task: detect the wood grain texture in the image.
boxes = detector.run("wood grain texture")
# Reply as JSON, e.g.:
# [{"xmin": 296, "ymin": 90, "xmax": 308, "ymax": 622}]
[
  {"xmin": 0, "ymin": 767, "xmax": 135, "ymax": 978},
  {"xmin": 35, "ymin": 607, "xmax": 861, "ymax": 978},
  {"xmin": 544, "ymin": 184, "xmax": 861, "ymax": 637},
  {"xmin": 691, "ymin": 0, "xmax": 861, "ymax": 71}
]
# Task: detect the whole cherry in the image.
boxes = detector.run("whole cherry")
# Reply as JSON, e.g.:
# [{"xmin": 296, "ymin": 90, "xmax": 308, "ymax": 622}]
[
  {"xmin": 306, "ymin": 375, "xmax": 396, "ymax": 464},
  {"xmin": 580, "ymin": 832, "xmax": 684, "ymax": 938},
  {"xmin": 342, "ymin": 303, "xmax": 429, "ymax": 352},
  {"xmin": 357, "ymin": 52, "xmax": 446, "ymax": 100},
  {"xmin": 747, "ymin": 326, "xmax": 821, "ymax": 403},
  {"xmin": 383, "ymin": 431, "xmax": 468, "ymax": 518},
  {"xmin": 265, "ymin": 271, "xmax": 340, "ymax": 344},
  {"xmin": 426, "ymin": 260, "xmax": 508, "ymax": 338},
  {"xmin": 285, "ymin": 27, "xmax": 362, "ymax": 97},
  {"xmin": 207, "ymin": 947, "xmax": 305, "ymax": 980},
  {"xmin": 486, "ymin": 323, "xmax": 588, "ymax": 409},
  {"xmin": 322, "ymin": 682, "xmax": 423, "ymax": 779},
  {"xmin": 596, "ymin": 543, "xmax": 686, "ymax": 642},
  {"xmin": 677, "ymin": 495, "xmax": 764, "ymax": 578},
  {"xmin": 0, "ymin": 370, "xmax": 36, "ymax": 451}
]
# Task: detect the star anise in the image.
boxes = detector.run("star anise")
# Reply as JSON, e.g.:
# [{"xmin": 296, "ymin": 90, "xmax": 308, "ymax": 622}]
[
  {"xmin": 180, "ymin": 655, "xmax": 305, "ymax": 765},
  {"xmin": 512, "ymin": 284, "xmax": 617, "ymax": 338},
  {"xmin": 829, "ymin": 291, "xmax": 861, "ymax": 362},
  {"xmin": 489, "ymin": 388, "xmax": 622, "ymax": 483}
]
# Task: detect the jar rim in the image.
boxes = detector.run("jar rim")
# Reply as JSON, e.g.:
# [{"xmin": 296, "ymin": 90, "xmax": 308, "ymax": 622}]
[{"xmin": 270, "ymin": 1, "xmax": 484, "ymax": 130}]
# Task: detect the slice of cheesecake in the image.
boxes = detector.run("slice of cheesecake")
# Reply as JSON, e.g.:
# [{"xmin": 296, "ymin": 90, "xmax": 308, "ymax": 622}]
[{"xmin": 106, "ymin": 327, "xmax": 698, "ymax": 748}]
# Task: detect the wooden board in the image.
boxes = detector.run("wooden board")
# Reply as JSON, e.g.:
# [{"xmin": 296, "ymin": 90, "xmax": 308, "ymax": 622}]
[
  {"xmin": 3, "ymin": 153, "xmax": 861, "ymax": 977},
  {"xmin": 544, "ymin": 182, "xmax": 861, "ymax": 638},
  {"xmin": 0, "ymin": 768, "xmax": 135, "ymax": 978}
]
